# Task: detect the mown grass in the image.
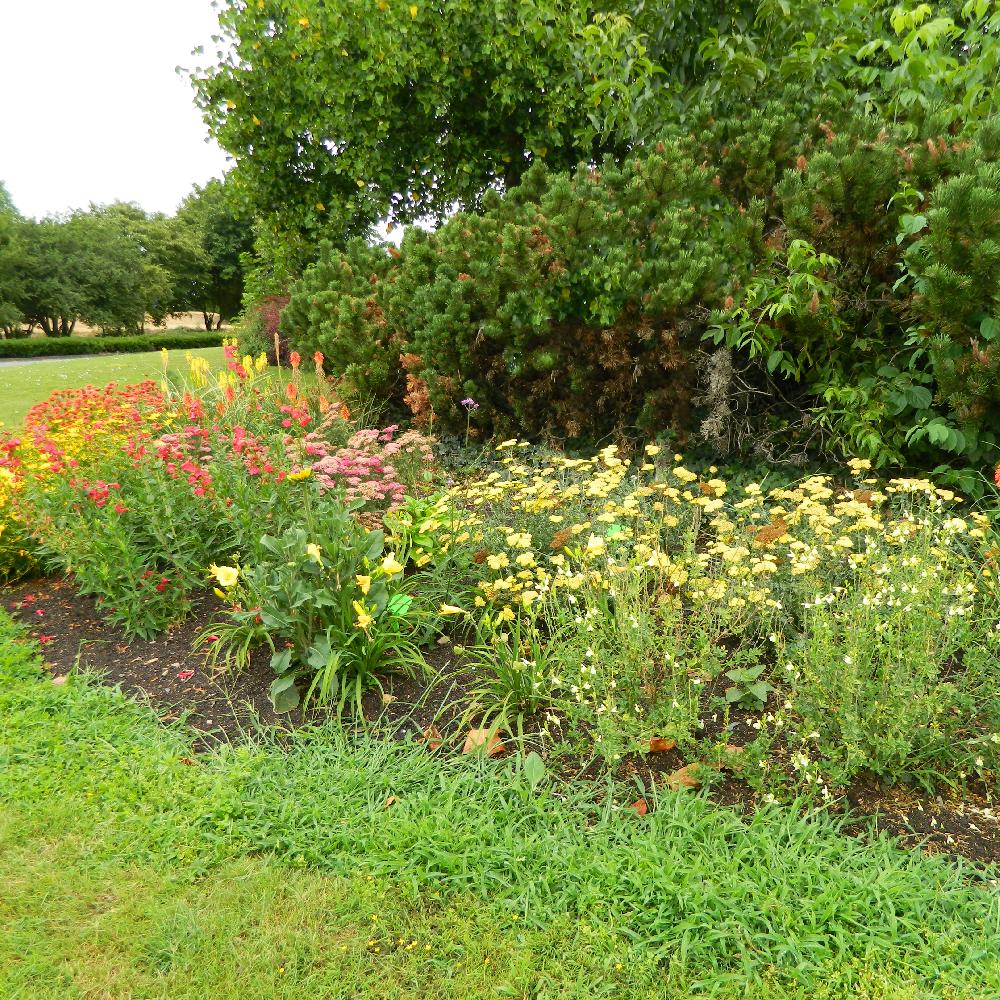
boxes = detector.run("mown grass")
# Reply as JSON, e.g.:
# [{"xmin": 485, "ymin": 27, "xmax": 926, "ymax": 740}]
[
  {"xmin": 0, "ymin": 347, "xmax": 225, "ymax": 428},
  {"xmin": 1, "ymin": 613, "xmax": 998, "ymax": 999}
]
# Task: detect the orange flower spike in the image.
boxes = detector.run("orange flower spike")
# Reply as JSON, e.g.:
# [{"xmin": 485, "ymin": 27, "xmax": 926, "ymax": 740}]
[
  {"xmin": 286, "ymin": 382, "xmax": 298, "ymax": 401},
  {"xmin": 339, "ymin": 403, "xmax": 351, "ymax": 421}
]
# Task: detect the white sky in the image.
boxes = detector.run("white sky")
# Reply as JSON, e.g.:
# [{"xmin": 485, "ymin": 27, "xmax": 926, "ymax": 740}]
[{"xmin": 0, "ymin": 0, "xmax": 231, "ymax": 220}]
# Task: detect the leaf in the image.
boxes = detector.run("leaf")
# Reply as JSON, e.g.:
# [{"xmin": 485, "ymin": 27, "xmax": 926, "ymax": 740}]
[
  {"xmin": 665, "ymin": 764, "xmax": 701, "ymax": 791},
  {"xmin": 980, "ymin": 316, "xmax": 1000, "ymax": 342},
  {"xmin": 418, "ymin": 724, "xmax": 443, "ymax": 750},
  {"xmin": 269, "ymin": 648, "xmax": 293, "ymax": 675},
  {"xmin": 270, "ymin": 674, "xmax": 300, "ymax": 714},
  {"xmin": 382, "ymin": 795, "xmax": 398, "ymax": 809},
  {"xmin": 629, "ymin": 797, "xmax": 648, "ymax": 816},
  {"xmin": 387, "ymin": 593, "xmax": 413, "ymax": 616},
  {"xmin": 648, "ymin": 737, "xmax": 677, "ymax": 753},
  {"xmin": 462, "ymin": 728, "xmax": 504, "ymax": 757},
  {"xmin": 51, "ymin": 675, "xmax": 67, "ymax": 686},
  {"xmin": 521, "ymin": 751, "xmax": 545, "ymax": 791}
]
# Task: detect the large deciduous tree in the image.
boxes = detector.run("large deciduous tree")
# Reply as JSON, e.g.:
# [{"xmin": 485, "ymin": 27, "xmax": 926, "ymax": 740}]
[{"xmin": 189, "ymin": 0, "xmax": 671, "ymax": 239}]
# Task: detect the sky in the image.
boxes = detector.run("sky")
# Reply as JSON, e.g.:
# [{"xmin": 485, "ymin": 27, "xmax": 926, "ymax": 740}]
[{"xmin": 0, "ymin": 0, "xmax": 231, "ymax": 220}]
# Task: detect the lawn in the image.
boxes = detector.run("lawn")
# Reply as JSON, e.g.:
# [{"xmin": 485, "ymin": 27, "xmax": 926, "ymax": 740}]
[
  {"xmin": 2, "ymin": 616, "xmax": 998, "ymax": 999},
  {"xmin": 0, "ymin": 346, "xmax": 225, "ymax": 428}
]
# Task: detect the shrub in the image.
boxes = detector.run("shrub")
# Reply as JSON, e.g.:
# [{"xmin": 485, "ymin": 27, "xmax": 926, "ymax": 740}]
[
  {"xmin": 0, "ymin": 330, "xmax": 224, "ymax": 358},
  {"xmin": 236, "ymin": 294, "xmax": 289, "ymax": 365}
]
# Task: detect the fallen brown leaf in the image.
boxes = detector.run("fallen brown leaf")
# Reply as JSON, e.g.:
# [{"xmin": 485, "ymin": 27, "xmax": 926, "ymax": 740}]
[
  {"xmin": 50, "ymin": 675, "xmax": 67, "ymax": 687},
  {"xmin": 381, "ymin": 693, "xmax": 397, "ymax": 706},
  {"xmin": 179, "ymin": 757, "xmax": 198, "ymax": 766},
  {"xmin": 462, "ymin": 728, "xmax": 504, "ymax": 757},
  {"xmin": 383, "ymin": 795, "xmax": 398, "ymax": 810},
  {"xmin": 648, "ymin": 737, "xmax": 677, "ymax": 753},
  {"xmin": 665, "ymin": 764, "xmax": 701, "ymax": 791},
  {"xmin": 629, "ymin": 797, "xmax": 649, "ymax": 816},
  {"xmin": 417, "ymin": 725, "xmax": 443, "ymax": 751}
]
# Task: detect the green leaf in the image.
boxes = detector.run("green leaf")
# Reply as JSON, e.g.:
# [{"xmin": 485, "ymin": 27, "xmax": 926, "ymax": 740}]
[
  {"xmin": 521, "ymin": 751, "xmax": 546, "ymax": 792},
  {"xmin": 386, "ymin": 593, "xmax": 413, "ymax": 616},
  {"xmin": 980, "ymin": 316, "xmax": 1000, "ymax": 342},
  {"xmin": 269, "ymin": 648, "xmax": 293, "ymax": 675},
  {"xmin": 270, "ymin": 674, "xmax": 300, "ymax": 714}
]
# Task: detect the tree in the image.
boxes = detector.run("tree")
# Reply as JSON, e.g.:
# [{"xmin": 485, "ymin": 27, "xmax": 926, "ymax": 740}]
[
  {"xmin": 0, "ymin": 182, "xmax": 23, "ymax": 335},
  {"xmin": 177, "ymin": 178, "xmax": 254, "ymax": 328},
  {"xmin": 189, "ymin": 1, "xmax": 665, "ymax": 240}
]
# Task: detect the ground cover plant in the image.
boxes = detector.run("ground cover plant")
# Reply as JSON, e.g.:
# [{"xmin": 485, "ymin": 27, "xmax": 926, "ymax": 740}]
[{"xmin": 2, "ymin": 617, "xmax": 999, "ymax": 999}]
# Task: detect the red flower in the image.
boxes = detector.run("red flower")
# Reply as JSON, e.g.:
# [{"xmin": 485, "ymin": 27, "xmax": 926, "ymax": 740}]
[
  {"xmin": 38, "ymin": 635, "xmax": 55, "ymax": 644},
  {"xmin": 176, "ymin": 670, "xmax": 195, "ymax": 681},
  {"xmin": 156, "ymin": 578, "xmax": 169, "ymax": 593}
]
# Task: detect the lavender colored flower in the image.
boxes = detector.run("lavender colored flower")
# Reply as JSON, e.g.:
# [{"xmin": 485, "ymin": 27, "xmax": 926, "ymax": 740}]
[{"xmin": 460, "ymin": 397, "xmax": 480, "ymax": 411}]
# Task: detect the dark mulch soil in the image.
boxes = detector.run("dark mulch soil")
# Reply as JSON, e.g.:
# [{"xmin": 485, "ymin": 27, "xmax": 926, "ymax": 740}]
[{"xmin": 6, "ymin": 575, "xmax": 999, "ymax": 869}]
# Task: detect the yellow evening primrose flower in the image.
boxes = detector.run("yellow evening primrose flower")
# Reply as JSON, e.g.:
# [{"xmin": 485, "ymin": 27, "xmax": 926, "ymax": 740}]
[
  {"xmin": 306, "ymin": 543, "xmax": 323, "ymax": 565},
  {"xmin": 439, "ymin": 604, "xmax": 466, "ymax": 616},
  {"xmin": 209, "ymin": 564, "xmax": 240, "ymax": 588},
  {"xmin": 382, "ymin": 553, "xmax": 405, "ymax": 575},
  {"xmin": 356, "ymin": 574, "xmax": 371, "ymax": 595}
]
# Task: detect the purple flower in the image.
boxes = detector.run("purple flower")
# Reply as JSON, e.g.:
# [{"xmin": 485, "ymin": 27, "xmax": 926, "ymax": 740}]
[{"xmin": 461, "ymin": 398, "xmax": 480, "ymax": 412}]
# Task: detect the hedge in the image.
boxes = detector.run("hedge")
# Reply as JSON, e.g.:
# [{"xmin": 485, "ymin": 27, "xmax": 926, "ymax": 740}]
[{"xmin": 0, "ymin": 330, "xmax": 226, "ymax": 359}]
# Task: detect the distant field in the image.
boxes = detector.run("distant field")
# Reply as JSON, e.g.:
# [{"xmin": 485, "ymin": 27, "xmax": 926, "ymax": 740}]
[{"xmin": 0, "ymin": 347, "xmax": 225, "ymax": 428}]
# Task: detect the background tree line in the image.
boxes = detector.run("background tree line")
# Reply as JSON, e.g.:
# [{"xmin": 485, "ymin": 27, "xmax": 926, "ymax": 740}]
[{"xmin": 0, "ymin": 178, "xmax": 253, "ymax": 338}]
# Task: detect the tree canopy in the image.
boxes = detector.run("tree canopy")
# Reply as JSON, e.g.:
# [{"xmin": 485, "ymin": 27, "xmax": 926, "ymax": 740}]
[{"xmin": 192, "ymin": 1, "xmax": 1000, "ymax": 244}]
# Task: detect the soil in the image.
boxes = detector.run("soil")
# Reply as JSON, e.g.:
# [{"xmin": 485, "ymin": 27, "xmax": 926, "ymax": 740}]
[{"xmin": 5, "ymin": 574, "xmax": 999, "ymax": 870}]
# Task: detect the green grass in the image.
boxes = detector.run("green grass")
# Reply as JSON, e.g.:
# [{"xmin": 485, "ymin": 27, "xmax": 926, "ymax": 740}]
[
  {"xmin": 1, "ymin": 614, "xmax": 998, "ymax": 999},
  {"xmin": 0, "ymin": 347, "xmax": 225, "ymax": 428}
]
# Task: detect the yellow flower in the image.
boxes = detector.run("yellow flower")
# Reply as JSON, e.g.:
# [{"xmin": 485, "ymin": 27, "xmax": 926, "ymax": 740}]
[
  {"xmin": 353, "ymin": 600, "xmax": 374, "ymax": 630},
  {"xmin": 306, "ymin": 543, "xmax": 323, "ymax": 566},
  {"xmin": 289, "ymin": 469, "xmax": 313, "ymax": 481},
  {"xmin": 486, "ymin": 553, "xmax": 509, "ymax": 571},
  {"xmin": 209, "ymin": 563, "xmax": 239, "ymax": 588},
  {"xmin": 382, "ymin": 553, "xmax": 405, "ymax": 575},
  {"xmin": 439, "ymin": 604, "xmax": 466, "ymax": 616},
  {"xmin": 644, "ymin": 444, "xmax": 661, "ymax": 456},
  {"xmin": 356, "ymin": 574, "xmax": 372, "ymax": 595}
]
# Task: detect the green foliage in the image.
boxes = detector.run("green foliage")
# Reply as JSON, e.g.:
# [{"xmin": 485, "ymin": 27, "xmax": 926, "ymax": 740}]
[
  {"xmin": 191, "ymin": 0, "xmax": 666, "ymax": 239},
  {"xmin": 0, "ymin": 330, "xmax": 224, "ymax": 358},
  {"xmin": 284, "ymin": 142, "xmax": 759, "ymax": 441},
  {"xmin": 177, "ymin": 177, "xmax": 255, "ymax": 327},
  {"xmin": 281, "ymin": 238, "xmax": 402, "ymax": 401},
  {"xmin": 4, "ymin": 613, "xmax": 1000, "ymax": 998},
  {"xmin": 205, "ymin": 497, "xmax": 421, "ymax": 714}
]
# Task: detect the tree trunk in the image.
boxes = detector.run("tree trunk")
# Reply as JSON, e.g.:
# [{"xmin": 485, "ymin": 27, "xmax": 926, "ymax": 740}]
[
  {"xmin": 203, "ymin": 311, "xmax": 214, "ymax": 330},
  {"xmin": 215, "ymin": 315, "xmax": 223, "ymax": 330}
]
